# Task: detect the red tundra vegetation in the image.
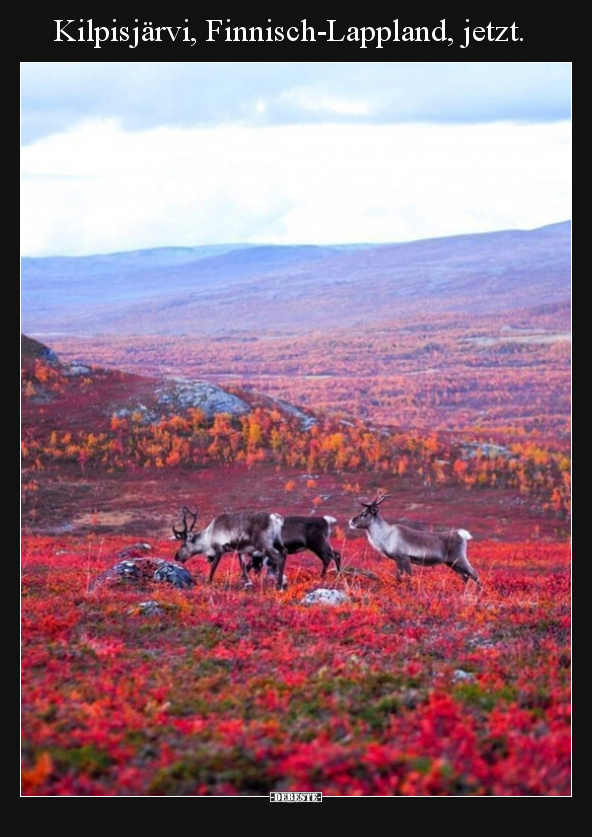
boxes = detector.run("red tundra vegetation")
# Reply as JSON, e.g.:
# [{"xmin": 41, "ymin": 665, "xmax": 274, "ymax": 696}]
[
  {"xmin": 21, "ymin": 316, "xmax": 571, "ymax": 796},
  {"xmin": 22, "ymin": 536, "xmax": 570, "ymax": 796},
  {"xmin": 50, "ymin": 307, "xmax": 570, "ymax": 438}
]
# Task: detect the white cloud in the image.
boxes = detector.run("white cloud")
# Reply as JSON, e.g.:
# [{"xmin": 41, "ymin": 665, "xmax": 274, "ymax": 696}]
[
  {"xmin": 21, "ymin": 62, "xmax": 572, "ymax": 145},
  {"xmin": 20, "ymin": 118, "xmax": 571, "ymax": 256},
  {"xmin": 281, "ymin": 88, "xmax": 373, "ymax": 116}
]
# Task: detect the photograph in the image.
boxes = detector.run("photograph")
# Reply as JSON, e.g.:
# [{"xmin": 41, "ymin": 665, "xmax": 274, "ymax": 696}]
[{"xmin": 21, "ymin": 61, "xmax": 571, "ymax": 796}]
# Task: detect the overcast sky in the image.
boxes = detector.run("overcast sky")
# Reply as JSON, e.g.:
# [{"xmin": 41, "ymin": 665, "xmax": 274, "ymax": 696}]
[{"xmin": 21, "ymin": 62, "xmax": 571, "ymax": 256}]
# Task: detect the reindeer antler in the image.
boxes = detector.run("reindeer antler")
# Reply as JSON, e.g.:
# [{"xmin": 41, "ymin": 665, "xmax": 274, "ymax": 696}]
[
  {"xmin": 182, "ymin": 506, "xmax": 198, "ymax": 531},
  {"xmin": 359, "ymin": 492, "xmax": 391, "ymax": 509},
  {"xmin": 172, "ymin": 506, "xmax": 198, "ymax": 540}
]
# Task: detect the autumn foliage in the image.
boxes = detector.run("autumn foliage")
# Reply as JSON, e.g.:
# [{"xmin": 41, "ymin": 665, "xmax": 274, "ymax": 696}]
[
  {"xmin": 49, "ymin": 307, "xmax": 570, "ymax": 437},
  {"xmin": 21, "ymin": 537, "xmax": 570, "ymax": 796},
  {"xmin": 21, "ymin": 360, "xmax": 570, "ymax": 521}
]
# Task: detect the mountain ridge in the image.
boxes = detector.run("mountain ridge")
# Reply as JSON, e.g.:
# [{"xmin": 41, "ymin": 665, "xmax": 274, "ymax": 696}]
[{"xmin": 22, "ymin": 221, "xmax": 571, "ymax": 336}]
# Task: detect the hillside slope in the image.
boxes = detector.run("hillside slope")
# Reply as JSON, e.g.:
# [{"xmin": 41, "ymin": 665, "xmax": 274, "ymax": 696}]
[{"xmin": 21, "ymin": 222, "xmax": 570, "ymax": 335}]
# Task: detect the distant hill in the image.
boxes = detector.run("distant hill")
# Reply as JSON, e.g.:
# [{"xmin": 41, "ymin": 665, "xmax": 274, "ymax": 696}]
[
  {"xmin": 21, "ymin": 334, "xmax": 315, "ymax": 432},
  {"xmin": 21, "ymin": 334, "xmax": 58, "ymax": 362},
  {"xmin": 21, "ymin": 222, "xmax": 571, "ymax": 336}
]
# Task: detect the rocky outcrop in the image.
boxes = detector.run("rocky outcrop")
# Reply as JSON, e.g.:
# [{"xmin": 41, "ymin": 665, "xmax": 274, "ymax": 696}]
[
  {"xmin": 268, "ymin": 397, "xmax": 316, "ymax": 430},
  {"xmin": 156, "ymin": 378, "xmax": 250, "ymax": 417},
  {"xmin": 62, "ymin": 364, "xmax": 91, "ymax": 377},
  {"xmin": 90, "ymin": 557, "xmax": 195, "ymax": 591},
  {"xmin": 21, "ymin": 334, "xmax": 58, "ymax": 363}
]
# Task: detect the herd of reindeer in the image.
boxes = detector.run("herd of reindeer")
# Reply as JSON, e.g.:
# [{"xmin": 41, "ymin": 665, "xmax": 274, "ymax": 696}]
[{"xmin": 171, "ymin": 493, "xmax": 482, "ymax": 592}]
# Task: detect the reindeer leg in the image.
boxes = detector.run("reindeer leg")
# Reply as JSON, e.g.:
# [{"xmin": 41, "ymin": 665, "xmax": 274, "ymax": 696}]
[
  {"xmin": 238, "ymin": 553, "xmax": 253, "ymax": 589},
  {"xmin": 448, "ymin": 557, "xmax": 482, "ymax": 591},
  {"xmin": 332, "ymin": 549, "xmax": 342, "ymax": 573},
  {"xmin": 467, "ymin": 562, "xmax": 481, "ymax": 589},
  {"xmin": 275, "ymin": 554, "xmax": 288, "ymax": 591},
  {"xmin": 317, "ymin": 548, "xmax": 331, "ymax": 579},
  {"xmin": 394, "ymin": 555, "xmax": 413, "ymax": 583},
  {"xmin": 317, "ymin": 544, "xmax": 338, "ymax": 578},
  {"xmin": 266, "ymin": 545, "xmax": 288, "ymax": 591},
  {"xmin": 249, "ymin": 552, "xmax": 265, "ymax": 575},
  {"xmin": 450, "ymin": 565, "xmax": 479, "ymax": 591},
  {"xmin": 207, "ymin": 551, "xmax": 224, "ymax": 584}
]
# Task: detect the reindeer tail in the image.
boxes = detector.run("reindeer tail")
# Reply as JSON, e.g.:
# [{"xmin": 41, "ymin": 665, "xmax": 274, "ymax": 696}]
[{"xmin": 457, "ymin": 529, "xmax": 473, "ymax": 541}]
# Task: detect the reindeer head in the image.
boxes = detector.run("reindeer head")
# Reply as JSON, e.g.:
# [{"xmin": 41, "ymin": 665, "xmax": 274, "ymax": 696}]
[
  {"xmin": 348, "ymin": 493, "xmax": 391, "ymax": 530},
  {"xmin": 172, "ymin": 506, "xmax": 200, "ymax": 563}
]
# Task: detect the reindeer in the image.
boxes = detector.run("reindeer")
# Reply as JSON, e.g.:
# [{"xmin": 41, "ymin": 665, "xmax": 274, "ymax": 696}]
[
  {"xmin": 245, "ymin": 515, "xmax": 342, "ymax": 581},
  {"xmin": 349, "ymin": 493, "xmax": 481, "ymax": 589},
  {"xmin": 172, "ymin": 506, "xmax": 287, "ymax": 590}
]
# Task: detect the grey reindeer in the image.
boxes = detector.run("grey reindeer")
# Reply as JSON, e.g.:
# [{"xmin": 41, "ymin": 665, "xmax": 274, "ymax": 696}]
[
  {"xmin": 173, "ymin": 505, "xmax": 288, "ymax": 590},
  {"xmin": 349, "ymin": 493, "xmax": 481, "ymax": 589}
]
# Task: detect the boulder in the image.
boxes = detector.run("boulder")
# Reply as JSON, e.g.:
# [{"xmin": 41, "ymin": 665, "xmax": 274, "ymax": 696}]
[
  {"xmin": 156, "ymin": 378, "xmax": 250, "ymax": 418},
  {"xmin": 90, "ymin": 557, "xmax": 195, "ymax": 591},
  {"xmin": 300, "ymin": 588, "xmax": 350, "ymax": 606}
]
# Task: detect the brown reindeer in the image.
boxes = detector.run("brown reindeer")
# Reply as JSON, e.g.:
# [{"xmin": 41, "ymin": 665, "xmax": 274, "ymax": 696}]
[{"xmin": 246, "ymin": 515, "xmax": 342, "ymax": 581}]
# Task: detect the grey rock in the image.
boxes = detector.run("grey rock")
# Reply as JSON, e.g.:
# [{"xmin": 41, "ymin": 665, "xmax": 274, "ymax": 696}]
[
  {"xmin": 112, "ymin": 405, "xmax": 156, "ymax": 424},
  {"xmin": 300, "ymin": 588, "xmax": 350, "ymax": 606},
  {"xmin": 462, "ymin": 442, "xmax": 513, "ymax": 460},
  {"xmin": 90, "ymin": 557, "xmax": 195, "ymax": 591},
  {"xmin": 135, "ymin": 600, "xmax": 163, "ymax": 616},
  {"xmin": 467, "ymin": 635, "xmax": 495, "ymax": 649},
  {"xmin": 156, "ymin": 378, "xmax": 250, "ymax": 418},
  {"xmin": 269, "ymin": 397, "xmax": 316, "ymax": 429},
  {"xmin": 452, "ymin": 669, "xmax": 475, "ymax": 682},
  {"xmin": 40, "ymin": 346, "xmax": 59, "ymax": 363},
  {"xmin": 63, "ymin": 364, "xmax": 91, "ymax": 377},
  {"xmin": 153, "ymin": 562, "xmax": 195, "ymax": 588}
]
